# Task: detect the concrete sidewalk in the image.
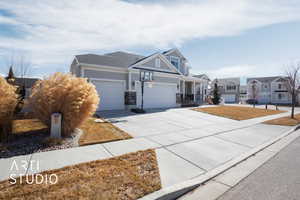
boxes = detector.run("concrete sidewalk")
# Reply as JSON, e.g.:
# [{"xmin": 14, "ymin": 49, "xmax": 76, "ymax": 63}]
[
  {"xmin": 218, "ymin": 132, "xmax": 300, "ymax": 200},
  {"xmin": 0, "ymin": 106, "xmax": 298, "ymax": 189}
]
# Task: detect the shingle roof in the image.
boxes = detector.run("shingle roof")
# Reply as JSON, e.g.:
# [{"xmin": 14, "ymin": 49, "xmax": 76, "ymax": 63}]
[
  {"xmin": 193, "ymin": 74, "xmax": 210, "ymax": 80},
  {"xmin": 76, "ymin": 51, "xmax": 145, "ymax": 68},
  {"xmin": 15, "ymin": 77, "xmax": 39, "ymax": 88},
  {"xmin": 247, "ymin": 76, "xmax": 282, "ymax": 83}
]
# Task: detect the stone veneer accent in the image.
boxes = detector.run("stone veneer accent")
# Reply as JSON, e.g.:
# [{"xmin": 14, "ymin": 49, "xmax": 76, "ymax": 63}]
[{"xmin": 125, "ymin": 91, "xmax": 137, "ymax": 105}]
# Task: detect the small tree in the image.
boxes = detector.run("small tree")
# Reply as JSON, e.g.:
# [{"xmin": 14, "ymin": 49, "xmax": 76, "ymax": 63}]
[
  {"xmin": 250, "ymin": 80, "xmax": 259, "ymax": 108},
  {"xmin": 29, "ymin": 73, "xmax": 99, "ymax": 137},
  {"xmin": 212, "ymin": 81, "xmax": 220, "ymax": 105},
  {"xmin": 285, "ymin": 63, "xmax": 300, "ymax": 118},
  {"xmin": 0, "ymin": 76, "xmax": 18, "ymax": 142}
]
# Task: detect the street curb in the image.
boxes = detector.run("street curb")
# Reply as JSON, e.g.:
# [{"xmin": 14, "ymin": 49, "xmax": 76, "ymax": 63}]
[{"xmin": 140, "ymin": 124, "xmax": 300, "ymax": 200}]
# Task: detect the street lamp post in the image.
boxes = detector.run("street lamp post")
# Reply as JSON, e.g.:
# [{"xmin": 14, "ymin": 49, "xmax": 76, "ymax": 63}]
[{"xmin": 139, "ymin": 70, "xmax": 153, "ymax": 112}]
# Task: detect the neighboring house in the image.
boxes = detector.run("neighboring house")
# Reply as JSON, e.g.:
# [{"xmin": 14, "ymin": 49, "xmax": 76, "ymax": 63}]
[
  {"xmin": 211, "ymin": 78, "xmax": 240, "ymax": 103},
  {"xmin": 192, "ymin": 74, "xmax": 210, "ymax": 104},
  {"xmin": 70, "ymin": 48, "xmax": 209, "ymax": 111},
  {"xmin": 247, "ymin": 76, "xmax": 292, "ymax": 104},
  {"xmin": 14, "ymin": 78, "xmax": 39, "ymax": 98},
  {"xmin": 239, "ymin": 85, "xmax": 247, "ymax": 103}
]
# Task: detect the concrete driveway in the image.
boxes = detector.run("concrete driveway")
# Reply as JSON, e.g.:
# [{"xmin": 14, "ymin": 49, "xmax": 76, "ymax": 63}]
[
  {"xmin": 98, "ymin": 107, "xmax": 293, "ymax": 187},
  {"xmin": 99, "ymin": 108, "xmax": 237, "ymax": 138}
]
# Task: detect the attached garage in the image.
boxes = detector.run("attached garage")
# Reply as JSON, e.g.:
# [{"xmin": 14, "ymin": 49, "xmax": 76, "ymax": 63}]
[
  {"xmin": 222, "ymin": 94, "xmax": 236, "ymax": 103},
  {"xmin": 92, "ymin": 79, "xmax": 125, "ymax": 111},
  {"xmin": 136, "ymin": 82, "xmax": 177, "ymax": 109}
]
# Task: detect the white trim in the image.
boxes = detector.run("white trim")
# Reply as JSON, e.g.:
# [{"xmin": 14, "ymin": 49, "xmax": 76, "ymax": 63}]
[
  {"xmin": 155, "ymin": 58, "xmax": 160, "ymax": 68},
  {"xmin": 170, "ymin": 56, "xmax": 180, "ymax": 71},
  {"xmin": 193, "ymin": 81, "xmax": 196, "ymax": 101},
  {"xmin": 129, "ymin": 53, "xmax": 183, "ymax": 75},
  {"xmin": 163, "ymin": 48, "xmax": 186, "ymax": 60},
  {"xmin": 80, "ymin": 63, "xmax": 128, "ymax": 73},
  {"xmin": 271, "ymin": 76, "xmax": 286, "ymax": 83},
  {"xmin": 90, "ymin": 78, "xmax": 126, "ymax": 91},
  {"xmin": 74, "ymin": 56, "xmax": 80, "ymax": 64},
  {"xmin": 128, "ymin": 71, "xmax": 132, "ymax": 91},
  {"xmin": 81, "ymin": 66, "xmax": 84, "ymax": 77},
  {"xmin": 130, "ymin": 68, "xmax": 181, "ymax": 78},
  {"xmin": 135, "ymin": 80, "xmax": 177, "ymax": 86}
]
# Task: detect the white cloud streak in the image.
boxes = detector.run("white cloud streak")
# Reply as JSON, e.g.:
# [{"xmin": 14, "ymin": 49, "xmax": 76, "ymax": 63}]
[{"xmin": 0, "ymin": 0, "xmax": 299, "ymax": 70}]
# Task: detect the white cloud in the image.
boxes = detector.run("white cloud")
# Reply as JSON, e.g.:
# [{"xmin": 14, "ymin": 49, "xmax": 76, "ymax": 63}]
[
  {"xmin": 196, "ymin": 64, "xmax": 285, "ymax": 81},
  {"xmin": 0, "ymin": 0, "xmax": 300, "ymax": 70}
]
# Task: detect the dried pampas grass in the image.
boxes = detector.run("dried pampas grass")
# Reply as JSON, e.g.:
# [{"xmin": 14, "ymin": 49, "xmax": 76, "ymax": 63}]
[
  {"xmin": 29, "ymin": 73, "xmax": 99, "ymax": 137},
  {"xmin": 0, "ymin": 76, "xmax": 18, "ymax": 121},
  {"xmin": 0, "ymin": 76, "xmax": 18, "ymax": 141}
]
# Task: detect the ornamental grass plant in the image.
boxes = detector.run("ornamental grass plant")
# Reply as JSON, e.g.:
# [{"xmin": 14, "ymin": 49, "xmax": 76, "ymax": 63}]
[
  {"xmin": 0, "ymin": 76, "xmax": 18, "ymax": 142},
  {"xmin": 29, "ymin": 73, "xmax": 99, "ymax": 137}
]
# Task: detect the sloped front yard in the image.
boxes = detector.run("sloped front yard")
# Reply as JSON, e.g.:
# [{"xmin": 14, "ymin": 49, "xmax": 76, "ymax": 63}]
[
  {"xmin": 264, "ymin": 113, "xmax": 300, "ymax": 126},
  {"xmin": 79, "ymin": 117, "xmax": 132, "ymax": 146},
  {"xmin": 193, "ymin": 106, "xmax": 285, "ymax": 120},
  {"xmin": 1, "ymin": 117, "xmax": 132, "ymax": 158},
  {"xmin": 0, "ymin": 149, "xmax": 161, "ymax": 200}
]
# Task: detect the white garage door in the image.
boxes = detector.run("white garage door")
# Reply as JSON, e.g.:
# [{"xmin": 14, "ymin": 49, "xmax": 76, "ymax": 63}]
[
  {"xmin": 92, "ymin": 80, "xmax": 125, "ymax": 111},
  {"xmin": 222, "ymin": 94, "xmax": 236, "ymax": 103},
  {"xmin": 136, "ymin": 82, "xmax": 177, "ymax": 109}
]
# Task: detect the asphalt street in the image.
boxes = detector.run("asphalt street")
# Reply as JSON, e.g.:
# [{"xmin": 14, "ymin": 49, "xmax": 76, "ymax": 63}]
[{"xmin": 219, "ymin": 135, "xmax": 300, "ymax": 200}]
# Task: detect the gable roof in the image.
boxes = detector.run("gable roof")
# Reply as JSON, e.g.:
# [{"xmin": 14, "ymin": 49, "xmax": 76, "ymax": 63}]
[
  {"xmin": 129, "ymin": 53, "xmax": 181, "ymax": 74},
  {"xmin": 247, "ymin": 76, "xmax": 282, "ymax": 83},
  {"xmin": 75, "ymin": 49, "xmax": 186, "ymax": 75},
  {"xmin": 75, "ymin": 51, "xmax": 145, "ymax": 68},
  {"xmin": 163, "ymin": 48, "xmax": 186, "ymax": 60},
  {"xmin": 193, "ymin": 74, "xmax": 210, "ymax": 80}
]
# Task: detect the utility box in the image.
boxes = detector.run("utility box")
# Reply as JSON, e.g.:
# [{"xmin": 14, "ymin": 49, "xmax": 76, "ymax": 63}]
[{"xmin": 51, "ymin": 113, "xmax": 62, "ymax": 138}]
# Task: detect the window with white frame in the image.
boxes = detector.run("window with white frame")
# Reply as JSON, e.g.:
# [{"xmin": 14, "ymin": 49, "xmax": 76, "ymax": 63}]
[
  {"xmin": 170, "ymin": 56, "xmax": 180, "ymax": 69},
  {"xmin": 155, "ymin": 58, "xmax": 160, "ymax": 68}
]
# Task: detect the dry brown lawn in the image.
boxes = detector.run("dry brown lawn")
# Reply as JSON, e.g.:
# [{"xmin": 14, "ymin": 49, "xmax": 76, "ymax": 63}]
[
  {"xmin": 193, "ymin": 106, "xmax": 285, "ymax": 120},
  {"xmin": 79, "ymin": 118, "xmax": 132, "ymax": 146},
  {"xmin": 12, "ymin": 119, "xmax": 48, "ymax": 135},
  {"xmin": 263, "ymin": 113, "xmax": 300, "ymax": 126},
  {"xmin": 11, "ymin": 118, "xmax": 132, "ymax": 146},
  {"xmin": 0, "ymin": 149, "xmax": 161, "ymax": 200}
]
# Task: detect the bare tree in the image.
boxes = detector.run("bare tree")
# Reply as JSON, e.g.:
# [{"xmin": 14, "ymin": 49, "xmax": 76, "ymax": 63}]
[
  {"xmin": 2, "ymin": 53, "xmax": 32, "ymax": 86},
  {"xmin": 285, "ymin": 63, "xmax": 300, "ymax": 118},
  {"xmin": 250, "ymin": 80, "xmax": 259, "ymax": 108}
]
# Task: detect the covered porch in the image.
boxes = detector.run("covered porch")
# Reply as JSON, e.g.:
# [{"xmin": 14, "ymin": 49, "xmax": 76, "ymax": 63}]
[{"xmin": 177, "ymin": 77, "xmax": 207, "ymax": 106}]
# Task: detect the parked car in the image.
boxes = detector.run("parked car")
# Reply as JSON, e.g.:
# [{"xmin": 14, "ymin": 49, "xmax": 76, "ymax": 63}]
[{"xmin": 246, "ymin": 99, "xmax": 258, "ymax": 104}]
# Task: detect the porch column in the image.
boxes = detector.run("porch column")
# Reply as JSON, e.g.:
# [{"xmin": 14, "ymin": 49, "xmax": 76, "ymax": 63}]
[
  {"xmin": 183, "ymin": 80, "xmax": 185, "ymax": 96},
  {"xmin": 128, "ymin": 71, "xmax": 132, "ymax": 91},
  {"xmin": 193, "ymin": 81, "xmax": 196, "ymax": 101}
]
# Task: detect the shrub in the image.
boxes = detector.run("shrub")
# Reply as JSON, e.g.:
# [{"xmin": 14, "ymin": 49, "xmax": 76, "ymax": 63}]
[
  {"xmin": 29, "ymin": 73, "xmax": 99, "ymax": 137},
  {"xmin": 0, "ymin": 76, "xmax": 18, "ymax": 142}
]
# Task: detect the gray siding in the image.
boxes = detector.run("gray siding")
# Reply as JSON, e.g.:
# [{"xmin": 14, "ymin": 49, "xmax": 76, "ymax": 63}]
[
  {"xmin": 83, "ymin": 69, "xmax": 128, "ymax": 89},
  {"xmin": 142, "ymin": 57, "xmax": 175, "ymax": 72},
  {"xmin": 131, "ymin": 72, "xmax": 178, "ymax": 84},
  {"xmin": 167, "ymin": 52, "xmax": 186, "ymax": 74}
]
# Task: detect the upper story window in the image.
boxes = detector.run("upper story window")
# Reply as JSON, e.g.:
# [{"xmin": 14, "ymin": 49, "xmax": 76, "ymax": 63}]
[
  {"xmin": 170, "ymin": 56, "xmax": 180, "ymax": 69},
  {"xmin": 278, "ymin": 84, "xmax": 282, "ymax": 89},
  {"xmin": 155, "ymin": 58, "xmax": 160, "ymax": 68},
  {"xmin": 226, "ymin": 85, "xmax": 236, "ymax": 91}
]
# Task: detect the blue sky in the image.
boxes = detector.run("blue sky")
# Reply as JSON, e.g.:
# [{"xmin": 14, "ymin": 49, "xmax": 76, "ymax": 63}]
[{"xmin": 0, "ymin": 0, "xmax": 300, "ymax": 84}]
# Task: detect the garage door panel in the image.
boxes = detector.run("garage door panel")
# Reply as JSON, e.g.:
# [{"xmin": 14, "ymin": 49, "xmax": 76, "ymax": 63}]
[
  {"xmin": 136, "ymin": 82, "xmax": 177, "ymax": 109},
  {"xmin": 222, "ymin": 94, "xmax": 236, "ymax": 103},
  {"xmin": 93, "ymin": 80, "xmax": 125, "ymax": 111}
]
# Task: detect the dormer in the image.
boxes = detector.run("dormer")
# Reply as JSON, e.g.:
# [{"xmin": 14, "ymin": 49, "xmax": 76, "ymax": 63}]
[{"xmin": 163, "ymin": 48, "xmax": 189, "ymax": 76}]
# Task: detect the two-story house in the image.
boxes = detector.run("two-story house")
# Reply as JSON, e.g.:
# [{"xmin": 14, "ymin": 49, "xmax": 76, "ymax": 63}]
[
  {"xmin": 247, "ymin": 76, "xmax": 292, "ymax": 104},
  {"xmin": 211, "ymin": 78, "xmax": 240, "ymax": 103},
  {"xmin": 70, "ymin": 48, "xmax": 209, "ymax": 111}
]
